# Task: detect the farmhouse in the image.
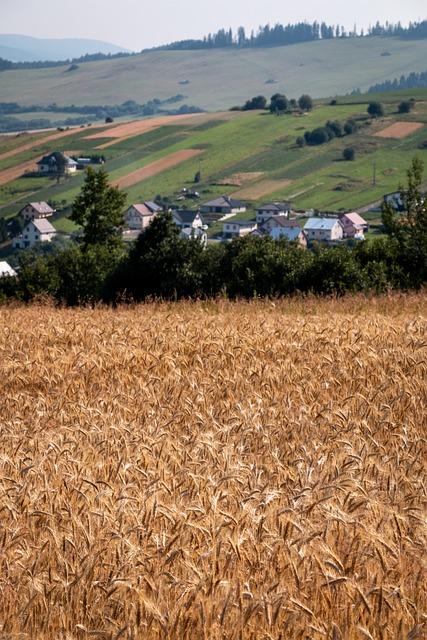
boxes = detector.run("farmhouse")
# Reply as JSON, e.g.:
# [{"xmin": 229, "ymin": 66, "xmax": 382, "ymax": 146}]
[
  {"xmin": 256, "ymin": 202, "xmax": 292, "ymax": 224},
  {"xmin": 201, "ymin": 195, "xmax": 246, "ymax": 215},
  {"xmin": 180, "ymin": 226, "xmax": 207, "ymax": 245},
  {"xmin": 267, "ymin": 219, "xmax": 307, "ymax": 247},
  {"xmin": 223, "ymin": 220, "xmax": 257, "ymax": 238},
  {"xmin": 339, "ymin": 212, "xmax": 368, "ymax": 239},
  {"xmin": 260, "ymin": 216, "xmax": 299, "ymax": 232},
  {"xmin": 303, "ymin": 217, "xmax": 343, "ymax": 243},
  {"xmin": 0, "ymin": 261, "xmax": 17, "ymax": 277},
  {"xmin": 125, "ymin": 202, "xmax": 162, "ymax": 230},
  {"xmin": 37, "ymin": 152, "xmax": 78, "ymax": 175},
  {"xmin": 20, "ymin": 202, "xmax": 55, "ymax": 222},
  {"xmin": 173, "ymin": 210, "xmax": 205, "ymax": 230},
  {"xmin": 13, "ymin": 218, "xmax": 56, "ymax": 249}
]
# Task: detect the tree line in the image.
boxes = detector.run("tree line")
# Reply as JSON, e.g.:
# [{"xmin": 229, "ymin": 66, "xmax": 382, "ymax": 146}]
[
  {"xmin": 368, "ymin": 70, "xmax": 427, "ymax": 94},
  {"xmin": 0, "ymin": 159, "xmax": 425, "ymax": 306}
]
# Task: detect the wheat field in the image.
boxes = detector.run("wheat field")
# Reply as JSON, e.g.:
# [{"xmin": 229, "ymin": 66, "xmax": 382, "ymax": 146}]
[{"xmin": 0, "ymin": 295, "xmax": 426, "ymax": 639}]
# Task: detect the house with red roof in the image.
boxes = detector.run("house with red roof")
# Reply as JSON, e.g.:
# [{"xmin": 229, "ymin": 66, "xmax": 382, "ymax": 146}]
[
  {"xmin": 125, "ymin": 202, "xmax": 162, "ymax": 230},
  {"xmin": 338, "ymin": 212, "xmax": 368, "ymax": 239},
  {"xmin": 20, "ymin": 202, "xmax": 55, "ymax": 222}
]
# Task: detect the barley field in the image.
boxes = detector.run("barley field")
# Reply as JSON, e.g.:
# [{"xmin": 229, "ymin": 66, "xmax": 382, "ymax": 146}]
[{"xmin": 0, "ymin": 295, "xmax": 426, "ymax": 639}]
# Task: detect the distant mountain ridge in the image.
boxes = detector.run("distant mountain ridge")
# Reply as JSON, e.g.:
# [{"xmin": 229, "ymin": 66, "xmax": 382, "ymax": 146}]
[{"xmin": 0, "ymin": 34, "xmax": 130, "ymax": 62}]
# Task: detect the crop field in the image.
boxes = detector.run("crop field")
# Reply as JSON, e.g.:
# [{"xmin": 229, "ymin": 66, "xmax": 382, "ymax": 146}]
[
  {"xmin": 374, "ymin": 121, "xmax": 425, "ymax": 139},
  {"xmin": 0, "ymin": 294, "xmax": 426, "ymax": 639}
]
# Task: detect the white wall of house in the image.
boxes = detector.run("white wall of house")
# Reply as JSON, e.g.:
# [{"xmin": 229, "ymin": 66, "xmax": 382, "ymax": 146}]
[
  {"xmin": 13, "ymin": 221, "xmax": 56, "ymax": 249},
  {"xmin": 20, "ymin": 204, "xmax": 53, "ymax": 221},
  {"xmin": 304, "ymin": 222, "xmax": 343, "ymax": 242},
  {"xmin": 223, "ymin": 222, "xmax": 257, "ymax": 237},
  {"xmin": 256, "ymin": 210, "xmax": 289, "ymax": 224},
  {"xmin": 125, "ymin": 206, "xmax": 157, "ymax": 230}
]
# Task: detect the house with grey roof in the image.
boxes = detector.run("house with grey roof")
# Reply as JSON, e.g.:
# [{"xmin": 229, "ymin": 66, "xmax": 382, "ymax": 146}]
[
  {"xmin": 256, "ymin": 202, "xmax": 292, "ymax": 224},
  {"xmin": 223, "ymin": 219, "xmax": 257, "ymax": 238},
  {"xmin": 125, "ymin": 202, "xmax": 162, "ymax": 230},
  {"xmin": 20, "ymin": 202, "xmax": 55, "ymax": 222},
  {"xmin": 13, "ymin": 218, "xmax": 56, "ymax": 249},
  {"xmin": 303, "ymin": 217, "xmax": 343, "ymax": 243},
  {"xmin": 172, "ymin": 210, "xmax": 205, "ymax": 230},
  {"xmin": 201, "ymin": 195, "xmax": 246, "ymax": 215},
  {"xmin": 37, "ymin": 152, "xmax": 77, "ymax": 175}
]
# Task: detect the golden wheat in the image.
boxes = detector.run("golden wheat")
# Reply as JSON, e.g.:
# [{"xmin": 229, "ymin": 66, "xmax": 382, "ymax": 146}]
[{"xmin": 0, "ymin": 294, "xmax": 426, "ymax": 639}]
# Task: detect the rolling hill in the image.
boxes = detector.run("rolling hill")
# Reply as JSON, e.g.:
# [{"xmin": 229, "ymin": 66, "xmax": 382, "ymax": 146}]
[
  {"xmin": 0, "ymin": 36, "xmax": 426, "ymax": 110},
  {"xmin": 0, "ymin": 34, "xmax": 130, "ymax": 62}
]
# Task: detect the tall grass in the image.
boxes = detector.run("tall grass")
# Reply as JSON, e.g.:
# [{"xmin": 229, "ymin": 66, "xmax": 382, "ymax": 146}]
[{"xmin": 0, "ymin": 294, "xmax": 426, "ymax": 639}]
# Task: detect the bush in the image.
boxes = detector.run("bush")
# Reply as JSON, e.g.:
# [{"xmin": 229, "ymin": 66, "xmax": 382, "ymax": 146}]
[
  {"xmin": 326, "ymin": 120, "xmax": 344, "ymax": 138},
  {"xmin": 367, "ymin": 102, "xmax": 384, "ymax": 117},
  {"xmin": 344, "ymin": 119, "xmax": 358, "ymax": 134},
  {"xmin": 298, "ymin": 94, "xmax": 313, "ymax": 111},
  {"xmin": 343, "ymin": 147, "xmax": 355, "ymax": 161},
  {"xmin": 305, "ymin": 127, "xmax": 330, "ymax": 145},
  {"xmin": 296, "ymin": 136, "xmax": 306, "ymax": 148},
  {"xmin": 269, "ymin": 93, "xmax": 288, "ymax": 113},
  {"xmin": 398, "ymin": 101, "xmax": 413, "ymax": 114},
  {"xmin": 105, "ymin": 116, "xmax": 114, "ymax": 123}
]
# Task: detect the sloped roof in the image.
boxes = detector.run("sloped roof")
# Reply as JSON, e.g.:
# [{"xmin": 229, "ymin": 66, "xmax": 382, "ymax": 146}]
[
  {"xmin": 225, "ymin": 219, "xmax": 256, "ymax": 227},
  {"xmin": 303, "ymin": 217, "xmax": 340, "ymax": 231},
  {"xmin": 204, "ymin": 195, "xmax": 245, "ymax": 208},
  {"xmin": 270, "ymin": 227, "xmax": 303, "ymax": 241},
  {"xmin": 31, "ymin": 218, "xmax": 56, "ymax": 233},
  {"xmin": 27, "ymin": 202, "xmax": 54, "ymax": 214},
  {"xmin": 257, "ymin": 202, "xmax": 292, "ymax": 212},
  {"xmin": 0, "ymin": 261, "xmax": 16, "ymax": 277},
  {"xmin": 131, "ymin": 202, "xmax": 162, "ymax": 216},
  {"xmin": 264, "ymin": 217, "xmax": 300, "ymax": 228},
  {"xmin": 340, "ymin": 212, "xmax": 367, "ymax": 226},
  {"xmin": 37, "ymin": 152, "xmax": 77, "ymax": 166},
  {"xmin": 173, "ymin": 210, "xmax": 202, "ymax": 224}
]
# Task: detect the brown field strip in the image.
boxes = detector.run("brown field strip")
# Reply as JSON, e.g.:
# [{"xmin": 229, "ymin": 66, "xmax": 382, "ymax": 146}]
[
  {"xmin": 112, "ymin": 149, "xmax": 203, "ymax": 188},
  {"xmin": 232, "ymin": 178, "xmax": 293, "ymax": 199},
  {"xmin": 87, "ymin": 111, "xmax": 235, "ymax": 146},
  {"xmin": 214, "ymin": 172, "xmax": 264, "ymax": 187},
  {"xmin": 374, "ymin": 121, "xmax": 424, "ymax": 139},
  {"xmin": 0, "ymin": 158, "xmax": 39, "ymax": 186},
  {"xmin": 0, "ymin": 294, "xmax": 426, "ymax": 639}
]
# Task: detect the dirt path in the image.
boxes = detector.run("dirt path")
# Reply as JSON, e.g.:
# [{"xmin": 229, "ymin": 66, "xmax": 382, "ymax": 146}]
[{"xmin": 112, "ymin": 149, "xmax": 203, "ymax": 189}]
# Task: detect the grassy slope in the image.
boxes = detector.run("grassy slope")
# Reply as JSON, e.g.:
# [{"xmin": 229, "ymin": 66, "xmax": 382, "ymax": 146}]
[
  {"xmin": 0, "ymin": 37, "xmax": 426, "ymax": 110},
  {"xmin": 0, "ymin": 92, "xmax": 426, "ymax": 243}
]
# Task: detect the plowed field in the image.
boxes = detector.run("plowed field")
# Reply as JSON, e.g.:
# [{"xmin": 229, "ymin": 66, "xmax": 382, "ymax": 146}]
[
  {"xmin": 374, "ymin": 121, "xmax": 424, "ymax": 138},
  {"xmin": 112, "ymin": 149, "xmax": 203, "ymax": 188}
]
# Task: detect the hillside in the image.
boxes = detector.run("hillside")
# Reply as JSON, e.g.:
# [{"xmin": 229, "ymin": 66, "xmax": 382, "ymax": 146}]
[
  {"xmin": 0, "ymin": 89, "xmax": 426, "ymax": 246},
  {"xmin": 0, "ymin": 36, "xmax": 426, "ymax": 110},
  {"xmin": 1, "ymin": 296, "xmax": 426, "ymax": 638},
  {"xmin": 0, "ymin": 34, "xmax": 129, "ymax": 62}
]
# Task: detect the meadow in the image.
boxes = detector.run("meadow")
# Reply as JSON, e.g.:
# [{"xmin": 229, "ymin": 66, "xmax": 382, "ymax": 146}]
[
  {"xmin": 0, "ymin": 36, "xmax": 426, "ymax": 110},
  {"xmin": 0, "ymin": 294, "xmax": 426, "ymax": 639}
]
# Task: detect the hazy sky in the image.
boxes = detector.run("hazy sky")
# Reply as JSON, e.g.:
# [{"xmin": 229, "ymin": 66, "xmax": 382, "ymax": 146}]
[{"xmin": 2, "ymin": 0, "xmax": 426, "ymax": 50}]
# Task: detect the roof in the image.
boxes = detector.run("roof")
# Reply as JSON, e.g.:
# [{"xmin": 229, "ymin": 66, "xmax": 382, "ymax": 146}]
[
  {"xmin": 263, "ymin": 217, "xmax": 300, "ymax": 229},
  {"xmin": 270, "ymin": 227, "xmax": 303, "ymax": 241},
  {"xmin": 204, "ymin": 195, "xmax": 245, "ymax": 208},
  {"xmin": 181, "ymin": 227, "xmax": 206, "ymax": 238},
  {"xmin": 131, "ymin": 202, "xmax": 162, "ymax": 216},
  {"xmin": 173, "ymin": 210, "xmax": 202, "ymax": 224},
  {"xmin": 24, "ymin": 202, "xmax": 55, "ymax": 214},
  {"xmin": 340, "ymin": 212, "xmax": 367, "ymax": 226},
  {"xmin": 0, "ymin": 261, "xmax": 16, "ymax": 277},
  {"xmin": 30, "ymin": 218, "xmax": 56, "ymax": 233},
  {"xmin": 303, "ymin": 217, "xmax": 340, "ymax": 231},
  {"xmin": 37, "ymin": 152, "xmax": 77, "ymax": 166},
  {"xmin": 258, "ymin": 202, "xmax": 292, "ymax": 212},
  {"xmin": 224, "ymin": 219, "xmax": 256, "ymax": 227}
]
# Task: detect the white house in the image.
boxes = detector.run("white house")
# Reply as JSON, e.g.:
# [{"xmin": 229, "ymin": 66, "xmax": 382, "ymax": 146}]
[
  {"xmin": 0, "ymin": 261, "xmax": 17, "ymax": 277},
  {"xmin": 173, "ymin": 210, "xmax": 205, "ymax": 230},
  {"xmin": 256, "ymin": 202, "xmax": 292, "ymax": 224},
  {"xmin": 20, "ymin": 202, "xmax": 55, "ymax": 222},
  {"xmin": 37, "ymin": 152, "xmax": 77, "ymax": 175},
  {"xmin": 267, "ymin": 218, "xmax": 307, "ymax": 247},
  {"xmin": 223, "ymin": 219, "xmax": 257, "ymax": 238},
  {"xmin": 303, "ymin": 217, "xmax": 343, "ymax": 243},
  {"xmin": 339, "ymin": 212, "xmax": 368, "ymax": 239},
  {"xmin": 180, "ymin": 226, "xmax": 207, "ymax": 246},
  {"xmin": 201, "ymin": 195, "xmax": 246, "ymax": 215},
  {"xmin": 125, "ymin": 202, "xmax": 162, "ymax": 230},
  {"xmin": 13, "ymin": 218, "xmax": 56, "ymax": 249}
]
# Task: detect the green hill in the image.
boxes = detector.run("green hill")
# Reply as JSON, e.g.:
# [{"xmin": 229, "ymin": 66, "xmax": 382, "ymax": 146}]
[{"xmin": 0, "ymin": 36, "xmax": 426, "ymax": 110}]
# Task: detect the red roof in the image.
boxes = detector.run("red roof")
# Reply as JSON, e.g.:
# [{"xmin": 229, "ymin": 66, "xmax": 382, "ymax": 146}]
[{"xmin": 340, "ymin": 212, "xmax": 367, "ymax": 226}]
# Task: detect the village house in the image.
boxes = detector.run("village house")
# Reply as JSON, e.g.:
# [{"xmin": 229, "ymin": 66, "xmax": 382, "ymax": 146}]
[
  {"xmin": 37, "ymin": 152, "xmax": 78, "ymax": 175},
  {"xmin": 180, "ymin": 226, "xmax": 207, "ymax": 246},
  {"xmin": 223, "ymin": 219, "xmax": 257, "ymax": 238},
  {"xmin": 256, "ymin": 202, "xmax": 293, "ymax": 224},
  {"xmin": 339, "ymin": 212, "xmax": 368, "ymax": 239},
  {"xmin": 303, "ymin": 217, "xmax": 343, "ymax": 243},
  {"xmin": 13, "ymin": 218, "xmax": 56, "ymax": 249},
  {"xmin": 267, "ymin": 218, "xmax": 308, "ymax": 247},
  {"xmin": 125, "ymin": 202, "xmax": 162, "ymax": 230},
  {"xmin": 173, "ymin": 210, "xmax": 205, "ymax": 230},
  {"xmin": 259, "ymin": 216, "xmax": 299, "ymax": 233},
  {"xmin": 0, "ymin": 261, "xmax": 17, "ymax": 277},
  {"xmin": 201, "ymin": 195, "xmax": 246, "ymax": 215},
  {"xmin": 19, "ymin": 202, "xmax": 55, "ymax": 222}
]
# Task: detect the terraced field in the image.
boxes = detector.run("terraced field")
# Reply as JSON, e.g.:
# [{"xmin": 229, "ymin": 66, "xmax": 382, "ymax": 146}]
[{"xmin": 0, "ymin": 90, "xmax": 426, "ymax": 249}]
